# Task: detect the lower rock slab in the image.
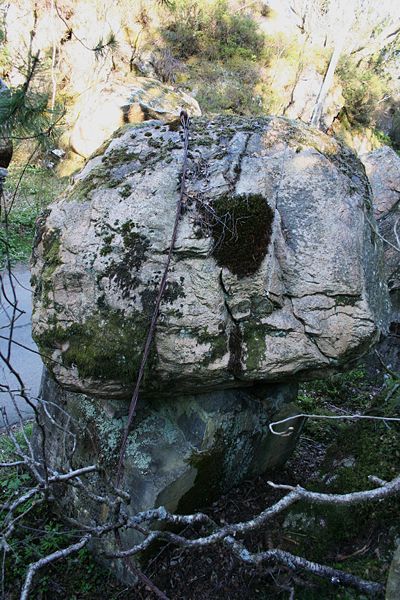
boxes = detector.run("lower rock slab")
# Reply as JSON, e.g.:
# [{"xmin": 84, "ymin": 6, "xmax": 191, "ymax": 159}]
[{"xmin": 35, "ymin": 371, "xmax": 301, "ymax": 580}]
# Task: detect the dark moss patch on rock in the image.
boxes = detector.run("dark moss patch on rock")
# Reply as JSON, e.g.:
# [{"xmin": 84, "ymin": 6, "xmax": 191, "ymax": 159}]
[
  {"xmin": 140, "ymin": 286, "xmax": 158, "ymax": 318},
  {"xmin": 42, "ymin": 228, "xmax": 61, "ymax": 271},
  {"xmin": 119, "ymin": 183, "xmax": 132, "ymax": 198},
  {"xmin": 333, "ymin": 294, "xmax": 360, "ymax": 306},
  {"xmin": 197, "ymin": 327, "xmax": 228, "ymax": 366},
  {"xmin": 99, "ymin": 232, "xmax": 115, "ymax": 256},
  {"xmin": 101, "ymin": 146, "xmax": 140, "ymax": 167},
  {"xmin": 228, "ymin": 322, "xmax": 243, "ymax": 376},
  {"xmin": 206, "ymin": 193, "xmax": 274, "ymax": 278},
  {"xmin": 71, "ymin": 166, "xmax": 111, "ymax": 202},
  {"xmin": 34, "ymin": 227, "xmax": 62, "ymax": 307},
  {"xmin": 163, "ymin": 280, "xmax": 186, "ymax": 304}
]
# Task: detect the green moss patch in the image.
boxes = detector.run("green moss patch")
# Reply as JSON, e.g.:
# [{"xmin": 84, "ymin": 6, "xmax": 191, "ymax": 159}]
[
  {"xmin": 227, "ymin": 323, "xmax": 243, "ymax": 376},
  {"xmin": 197, "ymin": 326, "xmax": 228, "ymax": 366},
  {"xmin": 205, "ymin": 193, "xmax": 274, "ymax": 278},
  {"xmin": 283, "ymin": 376, "xmax": 400, "ymax": 589},
  {"xmin": 36, "ymin": 309, "xmax": 150, "ymax": 387}
]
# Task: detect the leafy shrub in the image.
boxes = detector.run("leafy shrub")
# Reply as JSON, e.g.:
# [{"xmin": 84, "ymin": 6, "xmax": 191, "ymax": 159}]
[
  {"xmin": 189, "ymin": 57, "xmax": 263, "ymax": 115},
  {"xmin": 337, "ymin": 57, "xmax": 389, "ymax": 127},
  {"xmin": 162, "ymin": 0, "xmax": 264, "ymax": 61},
  {"xmin": 0, "ymin": 164, "xmax": 67, "ymax": 266}
]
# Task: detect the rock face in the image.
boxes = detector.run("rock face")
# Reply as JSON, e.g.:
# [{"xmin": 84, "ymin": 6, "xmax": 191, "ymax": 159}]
[
  {"xmin": 361, "ymin": 145, "xmax": 400, "ymax": 369},
  {"xmin": 361, "ymin": 146, "xmax": 400, "ymax": 290},
  {"xmin": 39, "ymin": 371, "xmax": 299, "ymax": 536},
  {"xmin": 32, "ymin": 116, "xmax": 389, "ymax": 400},
  {"xmin": 283, "ymin": 67, "xmax": 344, "ymax": 130},
  {"xmin": 69, "ymin": 77, "xmax": 201, "ymax": 158}
]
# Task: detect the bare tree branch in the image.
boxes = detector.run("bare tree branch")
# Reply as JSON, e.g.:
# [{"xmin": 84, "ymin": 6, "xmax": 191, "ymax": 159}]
[{"xmin": 20, "ymin": 534, "xmax": 91, "ymax": 600}]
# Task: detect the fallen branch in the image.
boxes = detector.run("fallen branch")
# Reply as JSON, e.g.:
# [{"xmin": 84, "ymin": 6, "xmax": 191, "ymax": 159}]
[{"xmin": 20, "ymin": 534, "xmax": 91, "ymax": 600}]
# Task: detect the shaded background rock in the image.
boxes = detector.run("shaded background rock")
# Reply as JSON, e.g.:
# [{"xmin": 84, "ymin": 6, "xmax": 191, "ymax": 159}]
[
  {"xmin": 32, "ymin": 116, "xmax": 389, "ymax": 400},
  {"xmin": 361, "ymin": 145, "xmax": 400, "ymax": 372}
]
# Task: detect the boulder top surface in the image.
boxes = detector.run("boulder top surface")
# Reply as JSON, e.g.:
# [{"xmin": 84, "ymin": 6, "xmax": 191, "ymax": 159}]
[{"xmin": 31, "ymin": 115, "xmax": 390, "ymax": 398}]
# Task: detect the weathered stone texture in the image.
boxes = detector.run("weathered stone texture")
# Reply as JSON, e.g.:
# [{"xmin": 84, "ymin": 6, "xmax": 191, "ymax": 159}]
[
  {"xmin": 69, "ymin": 77, "xmax": 201, "ymax": 158},
  {"xmin": 361, "ymin": 145, "xmax": 400, "ymax": 295},
  {"xmin": 361, "ymin": 145, "xmax": 400, "ymax": 371},
  {"xmin": 38, "ymin": 369, "xmax": 300, "ymax": 565},
  {"xmin": 31, "ymin": 116, "xmax": 389, "ymax": 399}
]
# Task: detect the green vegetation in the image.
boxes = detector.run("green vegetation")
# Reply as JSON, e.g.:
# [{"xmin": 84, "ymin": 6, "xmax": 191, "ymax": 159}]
[
  {"xmin": 35, "ymin": 309, "xmax": 149, "ymax": 386},
  {"xmin": 336, "ymin": 56, "xmax": 389, "ymax": 127},
  {"xmin": 284, "ymin": 369, "xmax": 400, "ymax": 596},
  {"xmin": 2, "ymin": 368, "xmax": 399, "ymax": 598},
  {"xmin": 0, "ymin": 164, "xmax": 67, "ymax": 266},
  {"xmin": 0, "ymin": 424, "xmax": 131, "ymax": 598},
  {"xmin": 187, "ymin": 57, "xmax": 264, "ymax": 116},
  {"xmin": 1, "ymin": 2, "xmax": 400, "ymax": 596},
  {"xmin": 162, "ymin": 0, "xmax": 264, "ymax": 61},
  {"xmin": 160, "ymin": 0, "xmax": 269, "ymax": 115},
  {"xmin": 1, "ymin": 0, "xmax": 398, "ymax": 271}
]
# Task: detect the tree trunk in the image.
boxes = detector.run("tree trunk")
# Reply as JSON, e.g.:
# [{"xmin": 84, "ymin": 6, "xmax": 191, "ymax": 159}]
[{"xmin": 309, "ymin": 39, "xmax": 344, "ymax": 129}]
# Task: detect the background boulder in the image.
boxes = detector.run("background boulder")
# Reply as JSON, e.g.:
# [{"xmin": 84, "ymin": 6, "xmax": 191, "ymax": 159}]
[
  {"xmin": 69, "ymin": 77, "xmax": 201, "ymax": 159},
  {"xmin": 361, "ymin": 145, "xmax": 400, "ymax": 370}
]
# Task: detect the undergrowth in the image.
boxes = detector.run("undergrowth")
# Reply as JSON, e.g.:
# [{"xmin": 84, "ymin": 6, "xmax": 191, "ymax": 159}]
[
  {"xmin": 1, "ymin": 368, "xmax": 399, "ymax": 598},
  {"xmin": 0, "ymin": 423, "xmax": 135, "ymax": 599},
  {"xmin": 0, "ymin": 164, "xmax": 67, "ymax": 266},
  {"xmin": 287, "ymin": 368, "xmax": 400, "ymax": 597}
]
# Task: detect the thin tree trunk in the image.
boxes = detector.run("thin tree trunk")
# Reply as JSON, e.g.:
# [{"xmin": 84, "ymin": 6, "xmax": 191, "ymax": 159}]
[{"xmin": 309, "ymin": 39, "xmax": 344, "ymax": 129}]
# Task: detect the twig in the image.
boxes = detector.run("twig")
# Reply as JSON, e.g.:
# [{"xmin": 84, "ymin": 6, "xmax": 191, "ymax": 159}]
[{"xmin": 225, "ymin": 538, "xmax": 383, "ymax": 596}]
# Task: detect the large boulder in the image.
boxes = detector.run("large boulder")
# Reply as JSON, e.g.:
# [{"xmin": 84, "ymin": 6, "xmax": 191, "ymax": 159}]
[
  {"xmin": 69, "ymin": 77, "xmax": 201, "ymax": 159},
  {"xmin": 32, "ymin": 116, "xmax": 389, "ymax": 400},
  {"xmin": 38, "ymin": 371, "xmax": 299, "ymax": 540},
  {"xmin": 31, "ymin": 115, "xmax": 389, "ymax": 573}
]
